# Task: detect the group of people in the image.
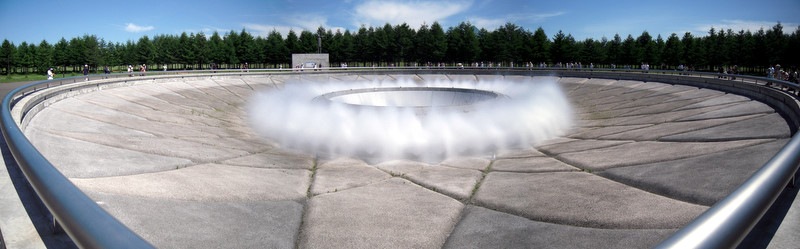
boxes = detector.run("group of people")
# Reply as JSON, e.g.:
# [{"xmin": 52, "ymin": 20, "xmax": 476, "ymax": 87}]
[
  {"xmin": 42, "ymin": 63, "xmax": 800, "ymax": 85},
  {"xmin": 767, "ymin": 64, "xmax": 799, "ymax": 83},
  {"xmin": 127, "ymin": 64, "xmax": 147, "ymax": 77},
  {"xmin": 717, "ymin": 65, "xmax": 739, "ymax": 80}
]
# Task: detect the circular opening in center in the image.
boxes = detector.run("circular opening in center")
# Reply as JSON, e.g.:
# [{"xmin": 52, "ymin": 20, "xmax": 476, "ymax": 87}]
[{"xmin": 319, "ymin": 87, "xmax": 502, "ymax": 107}]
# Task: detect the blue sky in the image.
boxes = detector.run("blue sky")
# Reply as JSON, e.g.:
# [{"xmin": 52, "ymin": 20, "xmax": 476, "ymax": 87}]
[{"xmin": 1, "ymin": 0, "xmax": 799, "ymax": 45}]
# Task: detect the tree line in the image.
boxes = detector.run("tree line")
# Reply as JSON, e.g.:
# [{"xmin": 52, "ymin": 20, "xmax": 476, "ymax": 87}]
[{"xmin": 1, "ymin": 21, "xmax": 798, "ymax": 75}]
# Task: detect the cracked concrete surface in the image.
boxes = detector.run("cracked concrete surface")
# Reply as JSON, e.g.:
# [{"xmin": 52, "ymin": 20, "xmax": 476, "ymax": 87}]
[{"xmin": 21, "ymin": 74, "xmax": 792, "ymax": 248}]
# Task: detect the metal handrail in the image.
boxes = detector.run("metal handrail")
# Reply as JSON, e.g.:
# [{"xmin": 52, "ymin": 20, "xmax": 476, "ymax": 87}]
[
  {"xmin": 654, "ymin": 135, "xmax": 800, "ymax": 248},
  {"xmin": 1, "ymin": 81, "xmax": 155, "ymax": 248},
  {"xmin": 1, "ymin": 68, "xmax": 798, "ymax": 248}
]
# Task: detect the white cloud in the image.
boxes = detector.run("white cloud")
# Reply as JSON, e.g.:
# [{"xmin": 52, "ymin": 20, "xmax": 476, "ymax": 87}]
[
  {"xmin": 469, "ymin": 11, "xmax": 565, "ymax": 31},
  {"xmin": 243, "ymin": 23, "xmax": 294, "ymax": 38},
  {"xmin": 284, "ymin": 14, "xmax": 347, "ymax": 33},
  {"xmin": 694, "ymin": 20, "xmax": 800, "ymax": 35},
  {"xmin": 243, "ymin": 12, "xmax": 349, "ymax": 39},
  {"xmin": 353, "ymin": 0, "xmax": 472, "ymax": 29},
  {"xmin": 286, "ymin": 14, "xmax": 328, "ymax": 31},
  {"xmin": 530, "ymin": 11, "xmax": 565, "ymax": 22},
  {"xmin": 469, "ymin": 17, "xmax": 505, "ymax": 30},
  {"xmin": 124, "ymin": 23, "xmax": 155, "ymax": 33}
]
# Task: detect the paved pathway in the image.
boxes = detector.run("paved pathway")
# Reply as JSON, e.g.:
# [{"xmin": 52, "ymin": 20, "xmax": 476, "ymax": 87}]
[{"xmin": 13, "ymin": 74, "xmax": 796, "ymax": 248}]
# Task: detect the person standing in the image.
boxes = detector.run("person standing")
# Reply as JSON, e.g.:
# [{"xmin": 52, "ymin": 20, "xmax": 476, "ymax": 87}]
[
  {"xmin": 47, "ymin": 68, "xmax": 54, "ymax": 80},
  {"xmin": 128, "ymin": 65, "xmax": 133, "ymax": 77},
  {"xmin": 83, "ymin": 64, "xmax": 89, "ymax": 81}
]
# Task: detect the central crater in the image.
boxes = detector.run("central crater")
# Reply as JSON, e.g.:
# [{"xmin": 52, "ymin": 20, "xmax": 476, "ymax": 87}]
[
  {"xmin": 318, "ymin": 87, "xmax": 503, "ymax": 108},
  {"xmin": 247, "ymin": 76, "xmax": 575, "ymax": 162}
]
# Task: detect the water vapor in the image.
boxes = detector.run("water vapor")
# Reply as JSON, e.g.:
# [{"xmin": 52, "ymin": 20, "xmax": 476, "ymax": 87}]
[{"xmin": 247, "ymin": 77, "xmax": 574, "ymax": 162}]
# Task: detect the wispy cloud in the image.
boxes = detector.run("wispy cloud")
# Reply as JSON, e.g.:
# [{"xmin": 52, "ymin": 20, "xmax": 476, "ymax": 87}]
[
  {"xmin": 469, "ymin": 11, "xmax": 565, "ymax": 31},
  {"xmin": 124, "ymin": 23, "xmax": 155, "ymax": 33},
  {"xmin": 243, "ymin": 23, "xmax": 294, "ymax": 38},
  {"xmin": 694, "ymin": 20, "xmax": 800, "ymax": 35},
  {"xmin": 468, "ymin": 17, "xmax": 506, "ymax": 30},
  {"xmin": 242, "ymin": 12, "xmax": 350, "ymax": 39},
  {"xmin": 353, "ymin": 0, "xmax": 472, "ymax": 29},
  {"xmin": 530, "ymin": 11, "xmax": 565, "ymax": 22}
]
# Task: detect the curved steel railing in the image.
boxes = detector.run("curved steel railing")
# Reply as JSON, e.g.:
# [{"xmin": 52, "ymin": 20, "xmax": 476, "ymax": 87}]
[
  {"xmin": 654, "ymin": 135, "xmax": 800, "ymax": 248},
  {"xmin": 1, "ymin": 68, "xmax": 798, "ymax": 248},
  {"xmin": 1, "ymin": 80, "xmax": 155, "ymax": 248}
]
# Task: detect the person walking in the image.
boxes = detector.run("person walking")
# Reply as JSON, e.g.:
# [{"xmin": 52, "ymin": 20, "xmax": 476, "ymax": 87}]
[
  {"xmin": 83, "ymin": 64, "xmax": 89, "ymax": 81},
  {"xmin": 47, "ymin": 68, "xmax": 54, "ymax": 80}
]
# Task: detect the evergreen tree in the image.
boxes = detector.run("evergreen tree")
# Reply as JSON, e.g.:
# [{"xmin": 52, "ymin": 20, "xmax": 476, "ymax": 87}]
[
  {"xmin": 662, "ymin": 33, "xmax": 683, "ymax": 68},
  {"xmin": 682, "ymin": 32, "xmax": 705, "ymax": 69},
  {"xmin": 353, "ymin": 26, "xmax": 372, "ymax": 63},
  {"xmin": 493, "ymin": 22, "xmax": 526, "ymax": 64},
  {"xmin": 394, "ymin": 23, "xmax": 415, "ymax": 64},
  {"xmin": 0, "ymin": 39, "xmax": 14, "ymax": 74},
  {"xmin": 340, "ymin": 30, "xmax": 355, "ymax": 63},
  {"xmin": 208, "ymin": 31, "xmax": 225, "ymax": 66},
  {"xmin": 414, "ymin": 23, "xmax": 432, "ymax": 63},
  {"xmin": 786, "ymin": 27, "xmax": 800, "ymax": 68},
  {"xmin": 752, "ymin": 28, "xmax": 768, "ymax": 68},
  {"xmin": 53, "ymin": 38, "xmax": 68, "ymax": 72},
  {"xmin": 253, "ymin": 36, "xmax": 268, "ymax": 66},
  {"xmin": 371, "ymin": 25, "xmax": 390, "ymax": 63},
  {"xmin": 136, "ymin": 35, "xmax": 155, "ymax": 66},
  {"xmin": 620, "ymin": 34, "xmax": 637, "ymax": 66},
  {"xmin": 225, "ymin": 30, "xmax": 240, "ymax": 65},
  {"xmin": 550, "ymin": 30, "xmax": 576, "ymax": 63},
  {"xmin": 265, "ymin": 29, "xmax": 288, "ymax": 66},
  {"xmin": 319, "ymin": 27, "xmax": 334, "ymax": 55},
  {"xmin": 653, "ymin": 34, "xmax": 665, "ymax": 68},
  {"xmin": 37, "ymin": 40, "xmax": 54, "ymax": 73},
  {"xmin": 606, "ymin": 34, "xmax": 622, "ymax": 66},
  {"xmin": 329, "ymin": 29, "xmax": 344, "ymax": 63},
  {"xmin": 82, "ymin": 35, "xmax": 101, "ymax": 69},
  {"xmin": 530, "ymin": 27, "xmax": 550, "ymax": 64},
  {"xmin": 429, "ymin": 22, "xmax": 448, "ymax": 63},
  {"xmin": 237, "ymin": 29, "xmax": 256, "ymax": 65},
  {"xmin": 16, "ymin": 42, "xmax": 33, "ymax": 74},
  {"xmin": 705, "ymin": 28, "xmax": 721, "ymax": 68},
  {"xmin": 194, "ymin": 32, "xmax": 209, "ymax": 69},
  {"xmin": 178, "ymin": 32, "xmax": 195, "ymax": 67},
  {"xmin": 636, "ymin": 31, "xmax": 653, "ymax": 64},
  {"xmin": 298, "ymin": 30, "xmax": 317, "ymax": 53},
  {"xmin": 579, "ymin": 38, "xmax": 604, "ymax": 64},
  {"xmin": 765, "ymin": 23, "xmax": 787, "ymax": 65},
  {"xmin": 446, "ymin": 22, "xmax": 480, "ymax": 64},
  {"xmin": 381, "ymin": 23, "xmax": 398, "ymax": 63},
  {"xmin": 1, "ymin": 21, "xmax": 796, "ymax": 74},
  {"xmin": 285, "ymin": 30, "xmax": 300, "ymax": 54}
]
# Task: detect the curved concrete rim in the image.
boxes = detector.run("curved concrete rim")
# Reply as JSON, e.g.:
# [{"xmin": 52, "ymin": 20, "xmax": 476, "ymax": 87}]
[{"xmin": 3, "ymin": 68, "xmax": 799, "ymax": 248}]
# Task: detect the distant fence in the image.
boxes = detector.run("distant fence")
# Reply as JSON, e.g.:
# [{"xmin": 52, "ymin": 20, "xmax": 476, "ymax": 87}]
[{"xmin": 1, "ymin": 67, "xmax": 799, "ymax": 248}]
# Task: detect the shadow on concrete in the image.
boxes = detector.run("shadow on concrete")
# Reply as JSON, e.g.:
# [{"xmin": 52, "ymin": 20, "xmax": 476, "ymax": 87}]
[
  {"xmin": 737, "ymin": 172, "xmax": 800, "ymax": 249},
  {"xmin": 0, "ymin": 81, "xmax": 76, "ymax": 248}
]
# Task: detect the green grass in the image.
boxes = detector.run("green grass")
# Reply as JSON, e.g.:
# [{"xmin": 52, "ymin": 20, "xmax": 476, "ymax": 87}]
[
  {"xmin": 0, "ymin": 74, "xmax": 46, "ymax": 83},
  {"xmin": 0, "ymin": 73, "xmax": 84, "ymax": 84}
]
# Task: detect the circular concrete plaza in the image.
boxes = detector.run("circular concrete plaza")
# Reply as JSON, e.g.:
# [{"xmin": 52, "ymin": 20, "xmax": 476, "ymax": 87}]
[{"xmin": 24, "ymin": 73, "xmax": 791, "ymax": 248}]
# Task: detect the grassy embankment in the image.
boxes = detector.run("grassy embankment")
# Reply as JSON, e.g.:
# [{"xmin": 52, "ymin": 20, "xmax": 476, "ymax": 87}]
[{"xmin": 0, "ymin": 73, "xmax": 84, "ymax": 84}]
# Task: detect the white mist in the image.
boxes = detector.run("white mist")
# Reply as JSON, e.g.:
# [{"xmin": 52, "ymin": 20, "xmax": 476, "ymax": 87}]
[{"xmin": 247, "ymin": 76, "xmax": 574, "ymax": 162}]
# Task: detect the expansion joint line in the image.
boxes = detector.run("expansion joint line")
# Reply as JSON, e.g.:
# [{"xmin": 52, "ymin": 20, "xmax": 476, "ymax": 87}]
[
  {"xmin": 306, "ymin": 156, "xmax": 319, "ymax": 198},
  {"xmin": 294, "ymin": 156, "xmax": 319, "ymax": 249},
  {"xmin": 466, "ymin": 158, "xmax": 495, "ymax": 204}
]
